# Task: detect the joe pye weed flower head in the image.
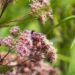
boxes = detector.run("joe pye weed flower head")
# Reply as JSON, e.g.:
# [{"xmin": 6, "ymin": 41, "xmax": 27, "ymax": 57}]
[{"xmin": 0, "ymin": 26, "xmax": 60, "ymax": 75}]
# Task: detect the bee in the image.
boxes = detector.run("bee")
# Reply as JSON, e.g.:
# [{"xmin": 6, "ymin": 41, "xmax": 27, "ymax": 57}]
[
  {"xmin": 31, "ymin": 30, "xmax": 35, "ymax": 34},
  {"xmin": 0, "ymin": 0, "xmax": 13, "ymax": 18}
]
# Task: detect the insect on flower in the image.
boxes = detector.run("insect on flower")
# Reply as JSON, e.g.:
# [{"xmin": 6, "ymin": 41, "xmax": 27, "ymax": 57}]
[{"xmin": 31, "ymin": 30, "xmax": 35, "ymax": 34}]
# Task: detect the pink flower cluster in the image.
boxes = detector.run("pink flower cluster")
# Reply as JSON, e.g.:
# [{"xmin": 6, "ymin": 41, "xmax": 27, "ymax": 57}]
[
  {"xmin": 30, "ymin": 0, "xmax": 53, "ymax": 24},
  {"xmin": 0, "ymin": 26, "xmax": 57, "ymax": 62},
  {"xmin": 30, "ymin": 0, "xmax": 49, "ymax": 12},
  {"xmin": 0, "ymin": 36, "xmax": 14, "ymax": 49},
  {"xmin": 0, "ymin": 26, "xmax": 59, "ymax": 75},
  {"xmin": 14, "ymin": 60, "xmax": 60, "ymax": 75},
  {"xmin": 15, "ymin": 30, "xmax": 32, "ymax": 57}
]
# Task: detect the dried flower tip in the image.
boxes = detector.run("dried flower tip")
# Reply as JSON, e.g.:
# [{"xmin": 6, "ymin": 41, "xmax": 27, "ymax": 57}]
[
  {"xmin": 47, "ymin": 10, "xmax": 53, "ymax": 19},
  {"xmin": 10, "ymin": 26, "xmax": 20, "ymax": 36},
  {"xmin": 39, "ymin": 13, "xmax": 47, "ymax": 24}
]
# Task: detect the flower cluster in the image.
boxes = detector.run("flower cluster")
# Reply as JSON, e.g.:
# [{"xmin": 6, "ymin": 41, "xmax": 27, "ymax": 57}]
[
  {"xmin": 0, "ymin": 26, "xmax": 59, "ymax": 75},
  {"xmin": 0, "ymin": 26, "xmax": 56, "ymax": 62},
  {"xmin": 30, "ymin": 0, "xmax": 49, "ymax": 13},
  {"xmin": 14, "ymin": 60, "xmax": 60, "ymax": 75},
  {"xmin": 30, "ymin": 0, "xmax": 53, "ymax": 24}
]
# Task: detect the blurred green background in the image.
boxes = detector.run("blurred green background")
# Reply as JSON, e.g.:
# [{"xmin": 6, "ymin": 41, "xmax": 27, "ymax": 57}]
[{"xmin": 0, "ymin": 0, "xmax": 75, "ymax": 75}]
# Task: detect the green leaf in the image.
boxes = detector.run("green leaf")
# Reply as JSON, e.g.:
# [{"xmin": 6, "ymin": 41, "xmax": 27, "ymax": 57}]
[
  {"xmin": 67, "ymin": 39, "xmax": 75, "ymax": 75},
  {"xmin": 0, "ymin": 65, "xmax": 13, "ymax": 73},
  {"xmin": 46, "ymin": 15, "xmax": 75, "ymax": 36},
  {"xmin": 58, "ymin": 54, "xmax": 70, "ymax": 63}
]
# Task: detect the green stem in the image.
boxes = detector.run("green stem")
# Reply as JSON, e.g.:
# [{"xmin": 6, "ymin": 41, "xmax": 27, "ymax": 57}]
[
  {"xmin": 0, "ymin": 13, "xmax": 30, "ymax": 25},
  {"xmin": 0, "ymin": 49, "xmax": 11, "ymax": 62},
  {"xmin": 46, "ymin": 15, "xmax": 75, "ymax": 36}
]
